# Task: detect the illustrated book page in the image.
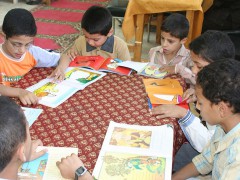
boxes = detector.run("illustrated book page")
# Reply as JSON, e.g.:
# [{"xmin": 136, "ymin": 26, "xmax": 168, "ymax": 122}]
[
  {"xmin": 92, "ymin": 121, "xmax": 174, "ymax": 180},
  {"xmin": 18, "ymin": 146, "xmax": 78, "ymax": 180},
  {"xmin": 69, "ymin": 56, "xmax": 132, "ymax": 76},
  {"xmin": 27, "ymin": 67, "xmax": 106, "ymax": 108},
  {"xmin": 143, "ymin": 78, "xmax": 183, "ymax": 104},
  {"xmin": 22, "ymin": 107, "xmax": 43, "ymax": 127},
  {"xmin": 138, "ymin": 62, "xmax": 167, "ymax": 79},
  {"xmin": 69, "ymin": 55, "xmax": 105, "ymax": 70},
  {"xmin": 116, "ymin": 60, "xmax": 149, "ymax": 73}
]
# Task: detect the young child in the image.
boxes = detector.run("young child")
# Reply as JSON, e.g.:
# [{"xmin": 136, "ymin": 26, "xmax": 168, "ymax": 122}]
[
  {"xmin": 149, "ymin": 13, "xmax": 194, "ymax": 84},
  {"xmin": 172, "ymin": 59, "xmax": 240, "ymax": 179},
  {"xmin": 0, "ymin": 96, "xmax": 47, "ymax": 179},
  {"xmin": 149, "ymin": 30, "xmax": 235, "ymax": 171},
  {"xmin": 0, "ymin": 96, "xmax": 92, "ymax": 180},
  {"xmin": 0, "ymin": 8, "xmax": 70, "ymax": 105},
  {"xmin": 64, "ymin": 5, "xmax": 131, "ymax": 61}
]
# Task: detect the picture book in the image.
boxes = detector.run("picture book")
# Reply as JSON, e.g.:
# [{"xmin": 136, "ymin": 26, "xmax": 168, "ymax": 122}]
[
  {"xmin": 117, "ymin": 61, "xmax": 168, "ymax": 79},
  {"xmin": 27, "ymin": 67, "xmax": 106, "ymax": 108},
  {"xmin": 143, "ymin": 78, "xmax": 183, "ymax": 104},
  {"xmin": 18, "ymin": 146, "xmax": 78, "ymax": 180},
  {"xmin": 138, "ymin": 62, "xmax": 167, "ymax": 79},
  {"xmin": 92, "ymin": 121, "xmax": 174, "ymax": 180},
  {"xmin": 69, "ymin": 55, "xmax": 132, "ymax": 76},
  {"xmin": 22, "ymin": 107, "xmax": 43, "ymax": 127}
]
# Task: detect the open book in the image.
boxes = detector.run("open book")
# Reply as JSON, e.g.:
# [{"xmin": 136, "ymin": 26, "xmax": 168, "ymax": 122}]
[
  {"xmin": 18, "ymin": 146, "xmax": 78, "ymax": 180},
  {"xmin": 69, "ymin": 56, "xmax": 132, "ymax": 76},
  {"xmin": 117, "ymin": 61, "xmax": 167, "ymax": 79},
  {"xmin": 93, "ymin": 121, "xmax": 174, "ymax": 180},
  {"xmin": 143, "ymin": 78, "xmax": 183, "ymax": 105},
  {"xmin": 27, "ymin": 67, "xmax": 106, "ymax": 108}
]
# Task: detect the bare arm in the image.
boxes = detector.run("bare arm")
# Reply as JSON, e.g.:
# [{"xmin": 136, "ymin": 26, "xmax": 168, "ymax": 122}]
[
  {"xmin": 0, "ymin": 84, "xmax": 38, "ymax": 105},
  {"xmin": 172, "ymin": 162, "xmax": 199, "ymax": 180}
]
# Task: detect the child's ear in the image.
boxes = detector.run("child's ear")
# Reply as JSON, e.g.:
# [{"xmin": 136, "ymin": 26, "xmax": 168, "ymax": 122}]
[
  {"xmin": 0, "ymin": 32, "xmax": 6, "ymax": 41},
  {"xmin": 180, "ymin": 37, "xmax": 187, "ymax": 45},
  {"xmin": 17, "ymin": 143, "xmax": 27, "ymax": 162},
  {"xmin": 107, "ymin": 28, "xmax": 114, "ymax": 37},
  {"xmin": 218, "ymin": 101, "xmax": 229, "ymax": 118}
]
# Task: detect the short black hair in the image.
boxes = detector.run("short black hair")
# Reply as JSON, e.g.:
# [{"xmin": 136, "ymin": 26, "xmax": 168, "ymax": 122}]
[
  {"xmin": 0, "ymin": 96, "xmax": 27, "ymax": 172},
  {"xmin": 2, "ymin": 8, "xmax": 37, "ymax": 39},
  {"xmin": 161, "ymin": 13, "xmax": 189, "ymax": 40},
  {"xmin": 81, "ymin": 6, "xmax": 112, "ymax": 36},
  {"xmin": 189, "ymin": 30, "xmax": 235, "ymax": 63},
  {"xmin": 197, "ymin": 59, "xmax": 240, "ymax": 113}
]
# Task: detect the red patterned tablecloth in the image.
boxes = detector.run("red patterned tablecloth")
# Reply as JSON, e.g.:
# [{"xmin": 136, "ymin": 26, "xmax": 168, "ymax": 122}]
[{"xmin": 14, "ymin": 67, "xmax": 187, "ymax": 172}]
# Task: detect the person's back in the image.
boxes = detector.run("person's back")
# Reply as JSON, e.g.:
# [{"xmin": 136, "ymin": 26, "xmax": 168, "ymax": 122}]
[
  {"xmin": 149, "ymin": 13, "xmax": 194, "ymax": 84},
  {"xmin": 65, "ymin": 5, "xmax": 131, "ymax": 61}
]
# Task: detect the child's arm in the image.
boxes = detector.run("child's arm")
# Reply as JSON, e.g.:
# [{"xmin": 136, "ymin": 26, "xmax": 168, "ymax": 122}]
[
  {"xmin": 49, "ymin": 54, "xmax": 72, "ymax": 81},
  {"xmin": 0, "ymin": 84, "xmax": 39, "ymax": 105},
  {"xmin": 172, "ymin": 162, "xmax": 199, "ymax": 180}
]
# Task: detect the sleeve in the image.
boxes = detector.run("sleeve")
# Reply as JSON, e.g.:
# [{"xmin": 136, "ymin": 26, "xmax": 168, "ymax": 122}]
[
  {"xmin": 29, "ymin": 45, "xmax": 60, "ymax": 67},
  {"xmin": 178, "ymin": 110, "xmax": 215, "ymax": 152},
  {"xmin": 114, "ymin": 37, "xmax": 131, "ymax": 61},
  {"xmin": 175, "ymin": 56, "xmax": 196, "ymax": 85}
]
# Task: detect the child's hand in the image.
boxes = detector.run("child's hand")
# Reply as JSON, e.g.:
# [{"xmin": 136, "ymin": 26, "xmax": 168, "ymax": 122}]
[
  {"xmin": 150, "ymin": 104, "xmax": 188, "ymax": 119},
  {"xmin": 18, "ymin": 89, "xmax": 39, "ymax": 105},
  {"xmin": 28, "ymin": 140, "xmax": 48, "ymax": 161},
  {"xmin": 159, "ymin": 65, "xmax": 175, "ymax": 74},
  {"xmin": 182, "ymin": 88, "xmax": 197, "ymax": 103},
  {"xmin": 49, "ymin": 66, "xmax": 65, "ymax": 82},
  {"xmin": 66, "ymin": 48, "xmax": 78, "ymax": 61}
]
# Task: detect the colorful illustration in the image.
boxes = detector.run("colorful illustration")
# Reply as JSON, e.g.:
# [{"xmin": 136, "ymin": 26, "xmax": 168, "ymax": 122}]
[
  {"xmin": 140, "ymin": 64, "xmax": 167, "ymax": 78},
  {"xmin": 18, "ymin": 153, "xmax": 49, "ymax": 180},
  {"xmin": 65, "ymin": 68, "xmax": 100, "ymax": 84},
  {"xmin": 109, "ymin": 127, "xmax": 152, "ymax": 148},
  {"xmin": 106, "ymin": 58, "xmax": 123, "ymax": 69},
  {"xmin": 99, "ymin": 152, "xmax": 166, "ymax": 180},
  {"xmin": 33, "ymin": 82, "xmax": 59, "ymax": 97}
]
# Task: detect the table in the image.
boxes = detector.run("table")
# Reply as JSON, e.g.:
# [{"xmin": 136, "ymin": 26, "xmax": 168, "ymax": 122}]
[
  {"xmin": 122, "ymin": 0, "xmax": 213, "ymax": 61},
  {"xmin": 14, "ymin": 67, "xmax": 187, "ymax": 172}
]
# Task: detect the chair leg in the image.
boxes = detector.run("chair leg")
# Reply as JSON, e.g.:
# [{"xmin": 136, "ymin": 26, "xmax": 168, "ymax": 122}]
[
  {"xmin": 113, "ymin": 18, "xmax": 116, "ymax": 34},
  {"xmin": 147, "ymin": 15, "xmax": 152, "ymax": 42}
]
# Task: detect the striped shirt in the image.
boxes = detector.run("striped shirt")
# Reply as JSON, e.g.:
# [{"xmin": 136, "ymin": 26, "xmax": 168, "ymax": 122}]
[{"xmin": 193, "ymin": 123, "xmax": 240, "ymax": 179}]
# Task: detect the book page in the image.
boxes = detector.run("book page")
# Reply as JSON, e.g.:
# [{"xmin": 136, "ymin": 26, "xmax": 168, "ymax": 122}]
[
  {"xmin": 22, "ymin": 107, "xmax": 43, "ymax": 127},
  {"xmin": 18, "ymin": 146, "xmax": 78, "ymax": 180},
  {"xmin": 93, "ymin": 121, "xmax": 173, "ymax": 180},
  {"xmin": 116, "ymin": 61, "xmax": 148, "ymax": 73},
  {"xmin": 26, "ymin": 67, "xmax": 106, "ymax": 108},
  {"xmin": 139, "ymin": 62, "xmax": 167, "ymax": 78}
]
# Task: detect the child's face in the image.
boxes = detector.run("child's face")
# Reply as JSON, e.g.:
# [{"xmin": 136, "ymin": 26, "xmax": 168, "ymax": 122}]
[
  {"xmin": 195, "ymin": 86, "xmax": 220, "ymax": 125},
  {"xmin": 2, "ymin": 35, "xmax": 34, "ymax": 59},
  {"xmin": 191, "ymin": 51, "xmax": 210, "ymax": 76},
  {"xmin": 160, "ymin": 31, "xmax": 185, "ymax": 57},
  {"xmin": 83, "ymin": 29, "xmax": 111, "ymax": 48}
]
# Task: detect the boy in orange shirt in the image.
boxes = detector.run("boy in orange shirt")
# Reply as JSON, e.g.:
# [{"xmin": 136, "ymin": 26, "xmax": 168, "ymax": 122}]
[{"xmin": 0, "ymin": 8, "xmax": 70, "ymax": 105}]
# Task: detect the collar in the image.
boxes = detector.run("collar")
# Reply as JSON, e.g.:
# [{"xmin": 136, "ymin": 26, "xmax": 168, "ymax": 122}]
[
  {"xmin": 158, "ymin": 44, "xmax": 188, "ymax": 57},
  {"xmin": 86, "ymin": 35, "xmax": 114, "ymax": 53}
]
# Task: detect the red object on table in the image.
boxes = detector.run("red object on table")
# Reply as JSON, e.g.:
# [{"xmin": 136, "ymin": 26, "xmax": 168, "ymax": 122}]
[{"xmin": 13, "ymin": 67, "xmax": 187, "ymax": 172}]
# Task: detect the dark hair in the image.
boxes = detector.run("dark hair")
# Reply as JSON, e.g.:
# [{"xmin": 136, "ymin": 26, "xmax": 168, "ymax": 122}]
[
  {"xmin": 0, "ymin": 96, "xmax": 27, "ymax": 172},
  {"xmin": 81, "ymin": 6, "xmax": 112, "ymax": 36},
  {"xmin": 2, "ymin": 8, "xmax": 37, "ymax": 39},
  {"xmin": 189, "ymin": 30, "xmax": 235, "ymax": 63},
  {"xmin": 161, "ymin": 13, "xmax": 189, "ymax": 40},
  {"xmin": 197, "ymin": 59, "xmax": 240, "ymax": 113}
]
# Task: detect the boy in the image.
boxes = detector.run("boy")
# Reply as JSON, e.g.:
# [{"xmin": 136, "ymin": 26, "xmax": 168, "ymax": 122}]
[
  {"xmin": 149, "ymin": 13, "xmax": 194, "ymax": 84},
  {"xmin": 150, "ymin": 30, "xmax": 235, "ymax": 171},
  {"xmin": 0, "ymin": 96, "xmax": 47, "ymax": 179},
  {"xmin": 0, "ymin": 96, "xmax": 92, "ymax": 180},
  {"xmin": 172, "ymin": 59, "xmax": 240, "ymax": 179},
  {"xmin": 64, "ymin": 5, "xmax": 131, "ymax": 61},
  {"xmin": 0, "ymin": 8, "xmax": 70, "ymax": 105}
]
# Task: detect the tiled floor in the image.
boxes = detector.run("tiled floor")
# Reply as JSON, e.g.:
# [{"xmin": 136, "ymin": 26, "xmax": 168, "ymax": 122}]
[{"xmin": 0, "ymin": 0, "xmax": 158, "ymax": 60}]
